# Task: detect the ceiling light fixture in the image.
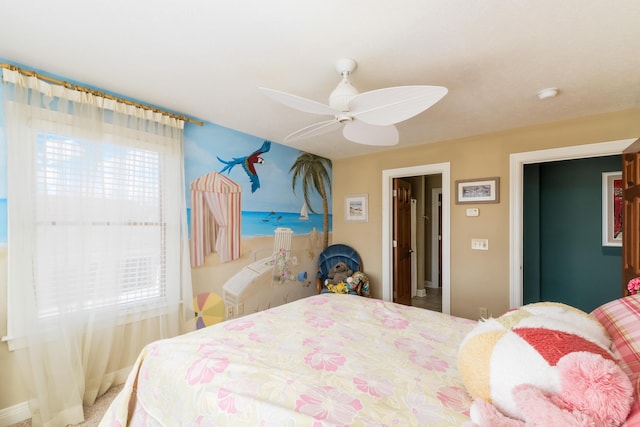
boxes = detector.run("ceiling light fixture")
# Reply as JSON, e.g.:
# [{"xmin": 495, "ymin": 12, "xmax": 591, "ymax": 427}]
[{"xmin": 537, "ymin": 87, "xmax": 559, "ymax": 100}]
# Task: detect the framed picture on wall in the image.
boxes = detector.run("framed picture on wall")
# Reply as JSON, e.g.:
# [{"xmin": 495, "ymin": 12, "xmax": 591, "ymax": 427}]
[
  {"xmin": 602, "ymin": 171, "xmax": 623, "ymax": 247},
  {"xmin": 455, "ymin": 177, "xmax": 500, "ymax": 204},
  {"xmin": 345, "ymin": 194, "xmax": 368, "ymax": 222}
]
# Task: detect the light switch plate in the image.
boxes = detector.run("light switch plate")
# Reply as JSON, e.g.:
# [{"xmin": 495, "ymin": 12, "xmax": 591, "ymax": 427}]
[
  {"xmin": 471, "ymin": 238, "xmax": 489, "ymax": 250},
  {"xmin": 466, "ymin": 208, "xmax": 479, "ymax": 217}
]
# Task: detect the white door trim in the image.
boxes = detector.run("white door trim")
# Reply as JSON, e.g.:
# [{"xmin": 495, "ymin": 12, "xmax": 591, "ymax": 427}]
[
  {"xmin": 431, "ymin": 188, "xmax": 442, "ymax": 289},
  {"xmin": 382, "ymin": 163, "xmax": 451, "ymax": 314},
  {"xmin": 509, "ymin": 138, "xmax": 636, "ymax": 309}
]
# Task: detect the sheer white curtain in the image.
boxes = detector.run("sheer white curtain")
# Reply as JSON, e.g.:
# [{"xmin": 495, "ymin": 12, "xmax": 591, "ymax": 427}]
[{"xmin": 2, "ymin": 69, "xmax": 192, "ymax": 427}]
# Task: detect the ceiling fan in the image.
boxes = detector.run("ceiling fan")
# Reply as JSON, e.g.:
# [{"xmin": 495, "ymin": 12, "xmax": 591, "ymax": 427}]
[{"xmin": 259, "ymin": 58, "xmax": 447, "ymax": 146}]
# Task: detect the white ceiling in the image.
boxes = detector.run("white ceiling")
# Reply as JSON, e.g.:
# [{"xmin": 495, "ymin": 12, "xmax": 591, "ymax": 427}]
[{"xmin": 1, "ymin": 1, "xmax": 639, "ymax": 160}]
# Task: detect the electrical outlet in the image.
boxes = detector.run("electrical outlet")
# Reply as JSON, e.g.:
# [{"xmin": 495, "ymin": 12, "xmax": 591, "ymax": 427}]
[{"xmin": 479, "ymin": 307, "xmax": 488, "ymax": 318}]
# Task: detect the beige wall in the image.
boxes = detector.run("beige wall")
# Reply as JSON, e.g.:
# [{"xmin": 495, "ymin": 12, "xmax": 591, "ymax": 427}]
[
  {"xmin": 331, "ymin": 108, "xmax": 640, "ymax": 320},
  {"xmin": 0, "ymin": 246, "xmax": 29, "ymax": 411},
  {"xmin": 2, "ymin": 108, "xmax": 640, "ymax": 412}
]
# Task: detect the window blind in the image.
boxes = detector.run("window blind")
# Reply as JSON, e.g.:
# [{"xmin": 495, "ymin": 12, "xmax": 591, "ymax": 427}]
[{"xmin": 33, "ymin": 133, "xmax": 168, "ymax": 317}]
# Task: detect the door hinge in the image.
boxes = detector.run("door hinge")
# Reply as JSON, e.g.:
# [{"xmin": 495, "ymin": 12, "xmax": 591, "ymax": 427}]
[
  {"xmin": 393, "ymin": 240, "xmax": 398, "ymax": 247},
  {"xmin": 393, "ymin": 189, "xmax": 397, "ymax": 197}
]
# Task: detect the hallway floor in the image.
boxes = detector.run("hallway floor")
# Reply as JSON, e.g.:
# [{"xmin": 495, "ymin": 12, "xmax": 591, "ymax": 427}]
[{"xmin": 411, "ymin": 287, "xmax": 442, "ymax": 312}]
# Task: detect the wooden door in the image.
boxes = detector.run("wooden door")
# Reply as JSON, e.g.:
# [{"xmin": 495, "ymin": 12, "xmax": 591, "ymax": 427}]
[
  {"xmin": 393, "ymin": 178, "xmax": 412, "ymax": 305},
  {"xmin": 623, "ymin": 138, "xmax": 640, "ymax": 294}
]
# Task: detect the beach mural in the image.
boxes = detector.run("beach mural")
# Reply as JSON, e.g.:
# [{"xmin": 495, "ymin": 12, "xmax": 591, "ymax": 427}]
[
  {"xmin": 0, "ymin": 77, "xmax": 330, "ymax": 326},
  {"xmin": 184, "ymin": 122, "xmax": 332, "ymax": 325}
]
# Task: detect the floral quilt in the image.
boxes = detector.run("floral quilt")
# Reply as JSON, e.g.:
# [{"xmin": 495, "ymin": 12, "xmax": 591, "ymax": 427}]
[{"xmin": 100, "ymin": 293, "xmax": 476, "ymax": 426}]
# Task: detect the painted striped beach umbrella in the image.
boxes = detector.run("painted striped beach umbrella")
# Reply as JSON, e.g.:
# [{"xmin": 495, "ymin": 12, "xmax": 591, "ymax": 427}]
[{"xmin": 194, "ymin": 292, "xmax": 225, "ymax": 329}]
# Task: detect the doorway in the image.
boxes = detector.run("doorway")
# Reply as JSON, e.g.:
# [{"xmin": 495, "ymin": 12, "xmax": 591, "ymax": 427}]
[
  {"xmin": 391, "ymin": 177, "xmax": 442, "ymax": 311},
  {"xmin": 523, "ymin": 156, "xmax": 623, "ymax": 312},
  {"xmin": 382, "ymin": 163, "xmax": 451, "ymax": 314},
  {"xmin": 509, "ymin": 138, "xmax": 635, "ymax": 308}
]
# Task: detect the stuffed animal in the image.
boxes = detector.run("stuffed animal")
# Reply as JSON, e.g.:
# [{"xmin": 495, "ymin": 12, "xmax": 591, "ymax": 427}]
[
  {"xmin": 326, "ymin": 262, "xmax": 353, "ymax": 285},
  {"xmin": 458, "ymin": 302, "xmax": 634, "ymax": 427},
  {"xmin": 347, "ymin": 271, "xmax": 370, "ymax": 297},
  {"xmin": 469, "ymin": 351, "xmax": 633, "ymax": 427}
]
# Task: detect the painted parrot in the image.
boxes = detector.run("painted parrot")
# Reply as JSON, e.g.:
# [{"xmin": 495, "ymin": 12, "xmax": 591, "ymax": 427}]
[{"xmin": 217, "ymin": 140, "xmax": 271, "ymax": 193}]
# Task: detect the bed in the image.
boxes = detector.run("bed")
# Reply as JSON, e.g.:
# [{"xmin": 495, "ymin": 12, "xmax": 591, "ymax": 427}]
[
  {"xmin": 100, "ymin": 293, "xmax": 476, "ymax": 426},
  {"xmin": 100, "ymin": 292, "xmax": 640, "ymax": 426}
]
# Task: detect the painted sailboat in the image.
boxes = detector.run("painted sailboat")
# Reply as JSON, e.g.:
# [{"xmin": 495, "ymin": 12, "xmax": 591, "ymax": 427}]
[{"xmin": 299, "ymin": 203, "xmax": 309, "ymax": 220}]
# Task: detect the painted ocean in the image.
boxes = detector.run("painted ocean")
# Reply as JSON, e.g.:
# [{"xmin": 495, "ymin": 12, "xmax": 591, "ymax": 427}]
[
  {"xmin": 186, "ymin": 209, "xmax": 331, "ymax": 238},
  {"xmin": 0, "ymin": 205, "xmax": 329, "ymax": 244}
]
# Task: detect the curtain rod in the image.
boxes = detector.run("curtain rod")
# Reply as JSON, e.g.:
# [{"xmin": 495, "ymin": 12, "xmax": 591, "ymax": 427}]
[{"xmin": 0, "ymin": 63, "xmax": 204, "ymax": 126}]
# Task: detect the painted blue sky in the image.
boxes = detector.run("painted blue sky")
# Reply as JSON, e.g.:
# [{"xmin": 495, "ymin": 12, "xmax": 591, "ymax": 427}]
[{"xmin": 184, "ymin": 123, "xmax": 331, "ymax": 214}]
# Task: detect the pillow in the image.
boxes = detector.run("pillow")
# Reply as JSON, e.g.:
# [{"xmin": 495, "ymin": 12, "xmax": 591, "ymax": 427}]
[
  {"xmin": 458, "ymin": 301, "xmax": 614, "ymax": 420},
  {"xmin": 591, "ymin": 294, "xmax": 640, "ymax": 426},
  {"xmin": 591, "ymin": 294, "xmax": 640, "ymax": 378}
]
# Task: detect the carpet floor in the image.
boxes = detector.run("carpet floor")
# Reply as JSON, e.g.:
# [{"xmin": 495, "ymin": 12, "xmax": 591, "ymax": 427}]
[{"xmin": 8, "ymin": 384, "xmax": 123, "ymax": 427}]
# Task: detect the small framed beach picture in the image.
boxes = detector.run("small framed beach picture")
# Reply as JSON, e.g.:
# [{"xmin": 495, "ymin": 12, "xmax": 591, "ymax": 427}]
[
  {"xmin": 455, "ymin": 177, "xmax": 500, "ymax": 204},
  {"xmin": 345, "ymin": 194, "xmax": 368, "ymax": 222}
]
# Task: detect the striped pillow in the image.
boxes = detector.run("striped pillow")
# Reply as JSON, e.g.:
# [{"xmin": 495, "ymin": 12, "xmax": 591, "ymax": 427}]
[{"xmin": 591, "ymin": 295, "xmax": 640, "ymax": 426}]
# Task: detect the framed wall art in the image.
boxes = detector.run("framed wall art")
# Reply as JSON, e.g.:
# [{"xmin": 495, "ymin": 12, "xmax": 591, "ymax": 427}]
[
  {"xmin": 455, "ymin": 177, "xmax": 500, "ymax": 204},
  {"xmin": 602, "ymin": 171, "xmax": 623, "ymax": 247},
  {"xmin": 345, "ymin": 194, "xmax": 368, "ymax": 222}
]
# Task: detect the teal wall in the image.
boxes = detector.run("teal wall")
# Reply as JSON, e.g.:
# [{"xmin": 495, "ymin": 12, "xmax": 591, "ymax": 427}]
[
  {"xmin": 523, "ymin": 165, "xmax": 541, "ymax": 304},
  {"xmin": 523, "ymin": 156, "xmax": 622, "ymax": 312}
]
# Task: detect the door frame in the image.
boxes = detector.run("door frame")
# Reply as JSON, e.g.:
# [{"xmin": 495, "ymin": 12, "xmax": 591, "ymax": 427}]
[
  {"xmin": 411, "ymin": 197, "xmax": 417, "ymax": 298},
  {"xmin": 509, "ymin": 138, "xmax": 636, "ymax": 308},
  {"xmin": 382, "ymin": 163, "xmax": 451, "ymax": 314},
  {"xmin": 431, "ymin": 188, "xmax": 442, "ymax": 289}
]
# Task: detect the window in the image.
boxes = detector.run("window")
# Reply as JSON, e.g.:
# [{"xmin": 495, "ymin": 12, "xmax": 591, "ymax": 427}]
[
  {"xmin": 33, "ymin": 133, "xmax": 169, "ymax": 317},
  {"xmin": 3, "ymin": 69, "xmax": 190, "ymax": 345}
]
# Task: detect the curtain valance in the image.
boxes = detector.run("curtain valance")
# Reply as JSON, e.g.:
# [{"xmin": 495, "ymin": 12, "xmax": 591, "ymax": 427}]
[{"xmin": 2, "ymin": 68, "xmax": 185, "ymax": 129}]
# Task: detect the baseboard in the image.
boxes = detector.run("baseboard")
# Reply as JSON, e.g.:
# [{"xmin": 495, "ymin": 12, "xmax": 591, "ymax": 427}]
[
  {"xmin": 425, "ymin": 280, "xmax": 439, "ymax": 289},
  {"xmin": 416, "ymin": 288, "xmax": 426, "ymax": 297},
  {"xmin": 0, "ymin": 401, "xmax": 31, "ymax": 425}
]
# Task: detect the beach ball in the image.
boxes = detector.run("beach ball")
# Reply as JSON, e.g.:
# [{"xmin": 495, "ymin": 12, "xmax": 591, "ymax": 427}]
[
  {"xmin": 193, "ymin": 292, "xmax": 225, "ymax": 329},
  {"xmin": 457, "ymin": 302, "xmax": 612, "ymax": 420}
]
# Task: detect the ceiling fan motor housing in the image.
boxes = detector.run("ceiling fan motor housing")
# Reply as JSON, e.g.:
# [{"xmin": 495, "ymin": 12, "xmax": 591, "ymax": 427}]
[
  {"xmin": 329, "ymin": 58, "xmax": 359, "ymax": 111},
  {"xmin": 329, "ymin": 76, "xmax": 358, "ymax": 112}
]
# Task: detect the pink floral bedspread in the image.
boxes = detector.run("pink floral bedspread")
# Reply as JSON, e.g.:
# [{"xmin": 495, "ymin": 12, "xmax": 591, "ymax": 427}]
[{"xmin": 100, "ymin": 294, "xmax": 476, "ymax": 426}]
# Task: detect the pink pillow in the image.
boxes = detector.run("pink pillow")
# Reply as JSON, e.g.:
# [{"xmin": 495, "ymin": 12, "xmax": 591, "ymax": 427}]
[{"xmin": 591, "ymin": 295, "xmax": 640, "ymax": 426}]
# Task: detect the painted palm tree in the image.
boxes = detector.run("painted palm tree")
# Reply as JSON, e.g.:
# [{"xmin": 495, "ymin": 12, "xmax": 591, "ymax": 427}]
[{"xmin": 290, "ymin": 152, "xmax": 332, "ymax": 248}]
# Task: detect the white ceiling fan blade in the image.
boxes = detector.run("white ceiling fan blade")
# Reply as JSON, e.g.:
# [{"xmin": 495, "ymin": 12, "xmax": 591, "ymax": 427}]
[
  {"xmin": 349, "ymin": 85, "xmax": 447, "ymax": 126},
  {"xmin": 343, "ymin": 120, "xmax": 399, "ymax": 146},
  {"xmin": 259, "ymin": 87, "xmax": 338, "ymax": 116},
  {"xmin": 283, "ymin": 119, "xmax": 342, "ymax": 143}
]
